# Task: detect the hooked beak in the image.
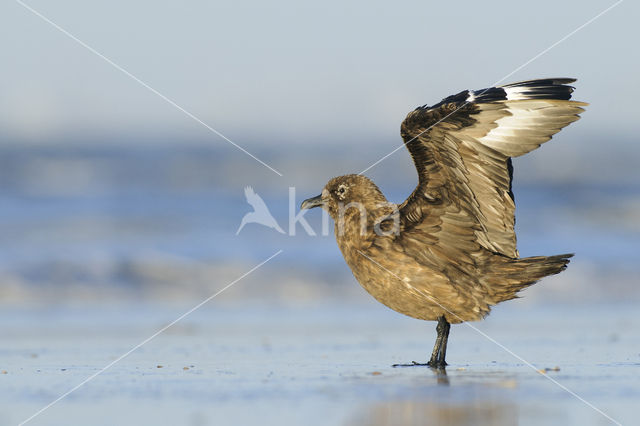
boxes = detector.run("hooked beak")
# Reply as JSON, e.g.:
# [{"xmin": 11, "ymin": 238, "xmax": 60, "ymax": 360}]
[{"xmin": 300, "ymin": 194, "xmax": 323, "ymax": 210}]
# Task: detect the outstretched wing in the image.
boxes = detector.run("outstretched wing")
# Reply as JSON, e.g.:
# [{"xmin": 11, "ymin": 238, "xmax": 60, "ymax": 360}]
[{"xmin": 398, "ymin": 78, "xmax": 587, "ymax": 259}]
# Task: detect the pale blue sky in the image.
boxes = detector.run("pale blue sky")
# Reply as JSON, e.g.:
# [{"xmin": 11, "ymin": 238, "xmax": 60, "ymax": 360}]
[{"xmin": 1, "ymin": 0, "xmax": 637, "ymax": 149}]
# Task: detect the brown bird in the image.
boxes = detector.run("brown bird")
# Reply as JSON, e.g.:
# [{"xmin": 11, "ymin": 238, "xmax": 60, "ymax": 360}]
[{"xmin": 301, "ymin": 78, "xmax": 586, "ymax": 368}]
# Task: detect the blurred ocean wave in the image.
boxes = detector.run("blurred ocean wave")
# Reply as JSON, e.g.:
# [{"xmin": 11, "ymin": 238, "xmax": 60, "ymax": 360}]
[{"xmin": 0, "ymin": 142, "xmax": 638, "ymax": 304}]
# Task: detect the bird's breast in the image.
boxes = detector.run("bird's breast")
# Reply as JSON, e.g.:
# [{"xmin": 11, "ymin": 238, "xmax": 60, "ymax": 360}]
[{"xmin": 336, "ymin": 239, "xmax": 488, "ymax": 323}]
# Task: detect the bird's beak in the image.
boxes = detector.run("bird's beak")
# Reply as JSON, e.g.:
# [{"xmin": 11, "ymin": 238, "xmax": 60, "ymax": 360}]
[{"xmin": 300, "ymin": 194, "xmax": 324, "ymax": 210}]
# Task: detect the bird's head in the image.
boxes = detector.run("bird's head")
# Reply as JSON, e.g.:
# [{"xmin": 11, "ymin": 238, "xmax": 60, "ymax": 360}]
[{"xmin": 300, "ymin": 174, "xmax": 389, "ymax": 220}]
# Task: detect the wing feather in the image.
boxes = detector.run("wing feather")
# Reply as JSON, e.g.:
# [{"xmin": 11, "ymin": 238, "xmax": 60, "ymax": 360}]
[{"xmin": 398, "ymin": 78, "xmax": 586, "ymax": 258}]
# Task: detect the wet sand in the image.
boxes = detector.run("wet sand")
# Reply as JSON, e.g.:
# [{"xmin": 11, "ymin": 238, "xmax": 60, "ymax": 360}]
[{"xmin": 1, "ymin": 301, "xmax": 637, "ymax": 426}]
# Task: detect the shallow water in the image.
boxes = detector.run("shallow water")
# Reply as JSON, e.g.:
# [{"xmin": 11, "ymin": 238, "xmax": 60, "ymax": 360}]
[
  {"xmin": 1, "ymin": 301, "xmax": 637, "ymax": 426},
  {"xmin": 1, "ymin": 145, "xmax": 639, "ymax": 275}
]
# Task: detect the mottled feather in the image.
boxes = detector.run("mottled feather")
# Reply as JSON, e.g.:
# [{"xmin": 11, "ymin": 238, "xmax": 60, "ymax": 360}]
[
  {"xmin": 399, "ymin": 78, "xmax": 587, "ymax": 258},
  {"xmin": 303, "ymin": 78, "xmax": 583, "ymax": 325}
]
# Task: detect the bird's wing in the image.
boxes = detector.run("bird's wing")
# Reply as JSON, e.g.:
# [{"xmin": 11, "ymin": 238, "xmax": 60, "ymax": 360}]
[
  {"xmin": 244, "ymin": 186, "xmax": 269, "ymax": 211},
  {"xmin": 398, "ymin": 78, "xmax": 587, "ymax": 259}
]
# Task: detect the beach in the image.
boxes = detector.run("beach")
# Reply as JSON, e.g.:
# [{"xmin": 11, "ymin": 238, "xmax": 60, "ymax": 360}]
[{"xmin": 2, "ymin": 301, "xmax": 637, "ymax": 426}]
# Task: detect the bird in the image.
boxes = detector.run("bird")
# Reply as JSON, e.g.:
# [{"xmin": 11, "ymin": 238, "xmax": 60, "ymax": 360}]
[
  {"xmin": 236, "ymin": 186, "xmax": 285, "ymax": 235},
  {"xmin": 301, "ymin": 78, "xmax": 586, "ymax": 368}
]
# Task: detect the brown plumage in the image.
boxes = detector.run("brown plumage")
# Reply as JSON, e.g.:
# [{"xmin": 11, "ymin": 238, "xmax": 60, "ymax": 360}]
[{"xmin": 301, "ymin": 78, "xmax": 586, "ymax": 367}]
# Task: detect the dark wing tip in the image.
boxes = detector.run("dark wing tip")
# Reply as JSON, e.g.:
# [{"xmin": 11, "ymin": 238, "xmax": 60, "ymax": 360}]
[
  {"xmin": 469, "ymin": 78, "xmax": 579, "ymax": 103},
  {"xmin": 415, "ymin": 78, "xmax": 580, "ymax": 113},
  {"xmin": 500, "ymin": 78, "xmax": 577, "ymax": 87},
  {"xmin": 418, "ymin": 89, "xmax": 470, "ymax": 111},
  {"xmin": 404, "ymin": 78, "xmax": 582, "ymax": 136}
]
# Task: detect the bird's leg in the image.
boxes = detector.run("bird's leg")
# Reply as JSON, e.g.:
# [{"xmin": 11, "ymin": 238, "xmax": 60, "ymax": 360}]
[
  {"xmin": 436, "ymin": 316, "xmax": 450, "ymax": 367},
  {"xmin": 427, "ymin": 316, "xmax": 450, "ymax": 368},
  {"xmin": 391, "ymin": 316, "xmax": 451, "ymax": 368},
  {"xmin": 391, "ymin": 331, "xmax": 440, "ymax": 367},
  {"xmin": 427, "ymin": 326, "xmax": 444, "ymax": 366}
]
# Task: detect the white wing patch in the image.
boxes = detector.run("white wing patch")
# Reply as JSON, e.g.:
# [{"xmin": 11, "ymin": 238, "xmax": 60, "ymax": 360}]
[
  {"xmin": 503, "ymin": 86, "xmax": 532, "ymax": 100},
  {"xmin": 466, "ymin": 91, "xmax": 476, "ymax": 103},
  {"xmin": 475, "ymin": 100, "xmax": 585, "ymax": 158}
]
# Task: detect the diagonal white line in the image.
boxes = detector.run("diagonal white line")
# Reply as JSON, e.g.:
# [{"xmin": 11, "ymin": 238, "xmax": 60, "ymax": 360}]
[
  {"xmin": 18, "ymin": 250, "xmax": 283, "ymax": 426},
  {"xmin": 358, "ymin": 0, "xmax": 624, "ymax": 176},
  {"xmin": 494, "ymin": 0, "xmax": 624, "ymax": 86},
  {"xmin": 357, "ymin": 249, "xmax": 622, "ymax": 426},
  {"xmin": 15, "ymin": 0, "xmax": 283, "ymax": 177}
]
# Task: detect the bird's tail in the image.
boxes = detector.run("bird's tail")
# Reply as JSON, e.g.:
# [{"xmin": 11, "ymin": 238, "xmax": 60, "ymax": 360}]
[{"xmin": 487, "ymin": 253, "xmax": 573, "ymax": 302}]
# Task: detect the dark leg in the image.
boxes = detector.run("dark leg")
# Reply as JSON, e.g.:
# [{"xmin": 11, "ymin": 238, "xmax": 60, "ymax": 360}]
[
  {"xmin": 427, "ymin": 316, "xmax": 450, "ymax": 368},
  {"xmin": 438, "ymin": 317, "xmax": 450, "ymax": 365},
  {"xmin": 391, "ymin": 315, "xmax": 451, "ymax": 368},
  {"xmin": 427, "ymin": 326, "xmax": 444, "ymax": 365}
]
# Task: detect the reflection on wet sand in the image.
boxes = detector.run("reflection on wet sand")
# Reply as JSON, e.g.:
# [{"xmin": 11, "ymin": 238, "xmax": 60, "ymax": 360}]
[
  {"xmin": 348, "ymin": 368, "xmax": 521, "ymax": 426},
  {"xmin": 433, "ymin": 368, "xmax": 449, "ymax": 386},
  {"xmin": 348, "ymin": 399, "xmax": 517, "ymax": 426}
]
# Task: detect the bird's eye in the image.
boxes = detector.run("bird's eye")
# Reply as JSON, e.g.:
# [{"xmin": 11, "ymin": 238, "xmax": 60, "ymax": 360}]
[{"xmin": 337, "ymin": 185, "xmax": 347, "ymax": 195}]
